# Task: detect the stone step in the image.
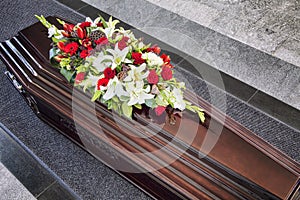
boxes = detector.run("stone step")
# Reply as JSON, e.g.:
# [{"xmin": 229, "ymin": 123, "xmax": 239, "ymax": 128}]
[
  {"xmin": 0, "ymin": 123, "xmax": 80, "ymax": 200},
  {"xmin": 78, "ymin": 0, "xmax": 299, "ymax": 114},
  {"xmin": 0, "ymin": 163, "xmax": 36, "ymax": 200}
]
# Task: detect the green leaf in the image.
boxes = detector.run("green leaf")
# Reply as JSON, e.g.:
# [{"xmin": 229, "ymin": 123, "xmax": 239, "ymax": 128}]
[
  {"xmin": 112, "ymin": 101, "xmax": 119, "ymax": 112},
  {"xmin": 145, "ymin": 99, "xmax": 157, "ymax": 108},
  {"xmin": 56, "ymin": 18, "xmax": 65, "ymax": 25},
  {"xmin": 49, "ymin": 48, "xmax": 60, "ymax": 60},
  {"xmin": 134, "ymin": 104, "xmax": 142, "ymax": 109},
  {"xmin": 197, "ymin": 111, "xmax": 205, "ymax": 123},
  {"xmin": 60, "ymin": 68, "xmax": 75, "ymax": 83},
  {"xmin": 112, "ymin": 96, "xmax": 119, "ymax": 103},
  {"xmin": 121, "ymin": 102, "xmax": 132, "ymax": 118},
  {"xmin": 107, "ymin": 100, "xmax": 112, "ymax": 110},
  {"xmin": 91, "ymin": 90, "xmax": 102, "ymax": 102},
  {"xmin": 99, "ymin": 15, "xmax": 108, "ymax": 28},
  {"xmin": 119, "ymin": 95, "xmax": 130, "ymax": 101}
]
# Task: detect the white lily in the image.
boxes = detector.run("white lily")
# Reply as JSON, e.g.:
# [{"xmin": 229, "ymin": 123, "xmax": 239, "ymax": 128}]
[
  {"xmin": 100, "ymin": 16, "xmax": 120, "ymax": 38},
  {"xmin": 48, "ymin": 26, "xmax": 56, "ymax": 38},
  {"xmin": 123, "ymin": 63, "xmax": 149, "ymax": 82},
  {"xmin": 172, "ymin": 87, "xmax": 186, "ymax": 110},
  {"xmin": 92, "ymin": 52, "xmax": 113, "ymax": 73},
  {"xmin": 77, "ymin": 73, "xmax": 102, "ymax": 92},
  {"xmin": 85, "ymin": 17, "xmax": 101, "ymax": 27},
  {"xmin": 125, "ymin": 81, "xmax": 154, "ymax": 106},
  {"xmin": 102, "ymin": 77, "xmax": 129, "ymax": 100},
  {"xmin": 106, "ymin": 45, "xmax": 130, "ymax": 69},
  {"xmin": 54, "ymin": 30, "xmax": 64, "ymax": 39}
]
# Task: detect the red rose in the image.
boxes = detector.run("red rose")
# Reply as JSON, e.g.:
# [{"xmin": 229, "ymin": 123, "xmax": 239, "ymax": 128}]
[
  {"xmin": 75, "ymin": 72, "xmax": 85, "ymax": 84},
  {"xmin": 161, "ymin": 66, "xmax": 172, "ymax": 80},
  {"xmin": 103, "ymin": 67, "xmax": 116, "ymax": 79},
  {"xmin": 64, "ymin": 42, "xmax": 79, "ymax": 56},
  {"xmin": 80, "ymin": 49, "xmax": 90, "ymax": 58},
  {"xmin": 79, "ymin": 21, "xmax": 91, "ymax": 29},
  {"xmin": 82, "ymin": 38, "xmax": 92, "ymax": 48},
  {"xmin": 147, "ymin": 45, "xmax": 161, "ymax": 54},
  {"xmin": 155, "ymin": 106, "xmax": 166, "ymax": 116},
  {"xmin": 77, "ymin": 27, "xmax": 86, "ymax": 39},
  {"xmin": 63, "ymin": 23, "xmax": 75, "ymax": 32},
  {"xmin": 160, "ymin": 54, "xmax": 171, "ymax": 64},
  {"xmin": 95, "ymin": 37, "xmax": 108, "ymax": 45},
  {"xmin": 118, "ymin": 36, "xmax": 129, "ymax": 50},
  {"xmin": 147, "ymin": 70, "xmax": 159, "ymax": 84},
  {"xmin": 97, "ymin": 78, "xmax": 109, "ymax": 90},
  {"xmin": 131, "ymin": 52, "xmax": 145, "ymax": 65}
]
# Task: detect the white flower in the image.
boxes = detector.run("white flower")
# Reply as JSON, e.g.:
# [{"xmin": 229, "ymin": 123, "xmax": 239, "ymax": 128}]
[
  {"xmin": 142, "ymin": 52, "xmax": 164, "ymax": 67},
  {"xmin": 172, "ymin": 88, "xmax": 186, "ymax": 110},
  {"xmin": 85, "ymin": 17, "xmax": 101, "ymax": 27},
  {"xmin": 102, "ymin": 77, "xmax": 129, "ymax": 100},
  {"xmin": 106, "ymin": 45, "xmax": 130, "ymax": 69},
  {"xmin": 54, "ymin": 30, "xmax": 64, "ymax": 39},
  {"xmin": 48, "ymin": 26, "xmax": 56, "ymax": 38},
  {"xmin": 77, "ymin": 73, "xmax": 102, "ymax": 92},
  {"xmin": 100, "ymin": 16, "xmax": 120, "ymax": 38},
  {"xmin": 125, "ymin": 81, "xmax": 154, "ymax": 106},
  {"xmin": 123, "ymin": 63, "xmax": 149, "ymax": 82},
  {"xmin": 92, "ymin": 52, "xmax": 112, "ymax": 72}
]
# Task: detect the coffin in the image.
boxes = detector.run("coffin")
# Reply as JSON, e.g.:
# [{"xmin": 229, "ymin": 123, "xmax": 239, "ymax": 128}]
[{"xmin": 1, "ymin": 16, "xmax": 299, "ymax": 200}]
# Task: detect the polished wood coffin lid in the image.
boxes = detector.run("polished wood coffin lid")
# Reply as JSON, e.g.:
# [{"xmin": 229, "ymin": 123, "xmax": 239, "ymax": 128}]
[{"xmin": 0, "ymin": 16, "xmax": 299, "ymax": 200}]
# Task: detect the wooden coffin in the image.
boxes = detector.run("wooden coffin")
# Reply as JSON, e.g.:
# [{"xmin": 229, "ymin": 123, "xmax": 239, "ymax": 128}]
[{"xmin": 0, "ymin": 16, "xmax": 299, "ymax": 200}]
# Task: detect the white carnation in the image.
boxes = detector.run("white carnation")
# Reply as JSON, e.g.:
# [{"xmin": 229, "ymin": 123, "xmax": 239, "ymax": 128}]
[{"xmin": 142, "ymin": 52, "xmax": 164, "ymax": 67}]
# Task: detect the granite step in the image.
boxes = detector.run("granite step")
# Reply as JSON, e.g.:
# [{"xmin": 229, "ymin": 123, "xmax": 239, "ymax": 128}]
[
  {"xmin": 0, "ymin": 123, "xmax": 80, "ymax": 200},
  {"xmin": 78, "ymin": 0, "xmax": 300, "ymax": 114},
  {"xmin": 0, "ymin": 163, "xmax": 36, "ymax": 200}
]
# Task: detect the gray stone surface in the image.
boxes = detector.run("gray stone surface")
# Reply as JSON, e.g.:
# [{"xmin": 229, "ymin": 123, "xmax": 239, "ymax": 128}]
[
  {"xmin": 143, "ymin": 0, "xmax": 300, "ymax": 68},
  {"xmin": 0, "ymin": 163, "xmax": 36, "ymax": 200},
  {"xmin": 83, "ymin": 0, "xmax": 300, "ymax": 111}
]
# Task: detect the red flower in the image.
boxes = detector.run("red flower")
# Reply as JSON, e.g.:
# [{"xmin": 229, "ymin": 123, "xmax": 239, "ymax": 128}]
[
  {"xmin": 160, "ymin": 54, "xmax": 171, "ymax": 64},
  {"xmin": 147, "ymin": 70, "xmax": 159, "ymax": 84},
  {"xmin": 63, "ymin": 23, "xmax": 75, "ymax": 32},
  {"xmin": 155, "ymin": 106, "xmax": 166, "ymax": 116},
  {"xmin": 79, "ymin": 21, "xmax": 91, "ymax": 29},
  {"xmin": 147, "ymin": 45, "xmax": 161, "ymax": 54},
  {"xmin": 103, "ymin": 67, "xmax": 116, "ymax": 79},
  {"xmin": 118, "ymin": 36, "xmax": 129, "ymax": 50},
  {"xmin": 161, "ymin": 66, "xmax": 172, "ymax": 80},
  {"xmin": 81, "ymin": 38, "xmax": 92, "ymax": 48},
  {"xmin": 57, "ymin": 41, "xmax": 65, "ymax": 51},
  {"xmin": 96, "ymin": 22, "xmax": 103, "ymax": 27},
  {"xmin": 97, "ymin": 78, "xmax": 109, "ymax": 90},
  {"xmin": 80, "ymin": 49, "xmax": 90, "ymax": 58},
  {"xmin": 64, "ymin": 42, "xmax": 79, "ymax": 56},
  {"xmin": 131, "ymin": 52, "xmax": 145, "ymax": 65},
  {"xmin": 75, "ymin": 72, "xmax": 85, "ymax": 84},
  {"xmin": 95, "ymin": 37, "xmax": 108, "ymax": 45},
  {"xmin": 77, "ymin": 27, "xmax": 86, "ymax": 39},
  {"xmin": 164, "ymin": 63, "xmax": 174, "ymax": 68},
  {"xmin": 61, "ymin": 31, "xmax": 71, "ymax": 38}
]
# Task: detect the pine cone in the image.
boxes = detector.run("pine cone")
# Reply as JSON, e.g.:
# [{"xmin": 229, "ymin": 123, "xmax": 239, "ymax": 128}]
[
  {"xmin": 70, "ymin": 31, "xmax": 78, "ymax": 38},
  {"xmin": 89, "ymin": 30, "xmax": 104, "ymax": 41},
  {"xmin": 117, "ymin": 71, "xmax": 127, "ymax": 80}
]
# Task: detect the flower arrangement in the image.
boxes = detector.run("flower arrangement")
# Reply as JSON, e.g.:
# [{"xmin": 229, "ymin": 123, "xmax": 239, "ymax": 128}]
[{"xmin": 36, "ymin": 15, "xmax": 205, "ymax": 123}]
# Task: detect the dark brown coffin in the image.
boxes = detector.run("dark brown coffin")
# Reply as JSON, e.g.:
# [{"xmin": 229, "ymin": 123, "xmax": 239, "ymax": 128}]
[{"xmin": 1, "ymin": 16, "xmax": 299, "ymax": 200}]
